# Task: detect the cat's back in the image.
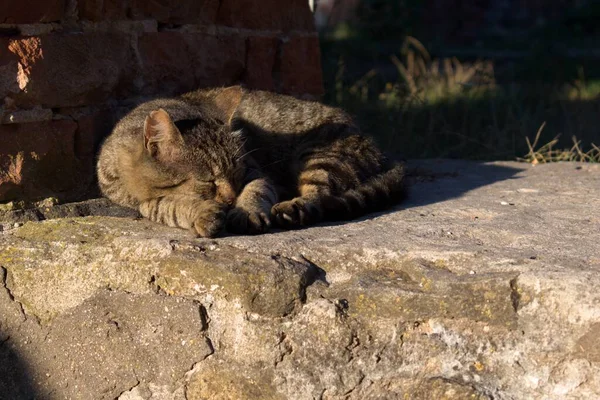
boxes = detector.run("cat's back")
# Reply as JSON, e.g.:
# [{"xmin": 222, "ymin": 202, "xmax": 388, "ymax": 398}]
[
  {"xmin": 236, "ymin": 90, "xmax": 356, "ymax": 135},
  {"xmin": 111, "ymin": 98, "xmax": 206, "ymax": 141},
  {"xmin": 183, "ymin": 86, "xmax": 355, "ymax": 135}
]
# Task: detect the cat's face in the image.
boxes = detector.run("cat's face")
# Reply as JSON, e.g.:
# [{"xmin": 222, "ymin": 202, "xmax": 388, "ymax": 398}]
[{"xmin": 142, "ymin": 109, "xmax": 246, "ymax": 206}]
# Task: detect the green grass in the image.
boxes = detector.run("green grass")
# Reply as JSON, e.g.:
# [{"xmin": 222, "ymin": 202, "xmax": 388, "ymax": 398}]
[{"xmin": 322, "ymin": 37, "xmax": 600, "ymax": 161}]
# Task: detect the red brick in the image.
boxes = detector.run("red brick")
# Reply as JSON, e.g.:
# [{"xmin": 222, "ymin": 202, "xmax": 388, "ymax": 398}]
[
  {"xmin": 137, "ymin": 32, "xmax": 196, "ymax": 95},
  {"xmin": 70, "ymin": 108, "xmax": 117, "ymax": 190},
  {"xmin": 243, "ymin": 36, "xmax": 278, "ymax": 91},
  {"xmin": 138, "ymin": 32, "xmax": 246, "ymax": 94},
  {"xmin": 78, "ymin": 0, "xmax": 127, "ymax": 21},
  {"xmin": 74, "ymin": 108, "xmax": 116, "ymax": 161},
  {"xmin": 0, "ymin": 0, "xmax": 66, "ymax": 24},
  {"xmin": 279, "ymin": 36, "xmax": 323, "ymax": 96},
  {"xmin": 129, "ymin": 0, "xmax": 220, "ymax": 24},
  {"xmin": 0, "ymin": 38, "xmax": 20, "ymax": 99},
  {"xmin": 217, "ymin": 0, "xmax": 315, "ymax": 31},
  {"xmin": 7, "ymin": 34, "xmax": 134, "ymax": 108},
  {"xmin": 0, "ymin": 120, "xmax": 78, "ymax": 201},
  {"xmin": 184, "ymin": 34, "xmax": 246, "ymax": 87},
  {"xmin": 78, "ymin": 0, "xmax": 104, "ymax": 21}
]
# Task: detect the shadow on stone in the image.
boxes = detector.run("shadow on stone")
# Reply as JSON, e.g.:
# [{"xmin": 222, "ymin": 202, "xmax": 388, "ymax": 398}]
[
  {"xmin": 0, "ymin": 338, "xmax": 37, "ymax": 400},
  {"xmin": 0, "ymin": 198, "xmax": 140, "ymax": 227},
  {"xmin": 298, "ymin": 159, "xmax": 523, "ymax": 229},
  {"xmin": 402, "ymin": 159, "xmax": 524, "ymax": 209}
]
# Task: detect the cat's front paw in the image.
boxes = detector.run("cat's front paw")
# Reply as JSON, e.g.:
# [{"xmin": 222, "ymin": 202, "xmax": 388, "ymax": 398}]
[
  {"xmin": 191, "ymin": 200, "xmax": 227, "ymax": 238},
  {"xmin": 271, "ymin": 197, "xmax": 320, "ymax": 229},
  {"xmin": 227, "ymin": 207, "xmax": 271, "ymax": 235}
]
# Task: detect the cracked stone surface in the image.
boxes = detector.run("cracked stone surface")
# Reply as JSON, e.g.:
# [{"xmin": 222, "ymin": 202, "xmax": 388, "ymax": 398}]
[{"xmin": 0, "ymin": 160, "xmax": 599, "ymax": 399}]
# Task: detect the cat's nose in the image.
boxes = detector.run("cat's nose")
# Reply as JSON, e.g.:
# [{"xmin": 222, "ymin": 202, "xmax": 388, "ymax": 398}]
[
  {"xmin": 216, "ymin": 194, "xmax": 235, "ymax": 207},
  {"xmin": 215, "ymin": 180, "xmax": 236, "ymax": 207},
  {"xmin": 222, "ymin": 196, "xmax": 235, "ymax": 206}
]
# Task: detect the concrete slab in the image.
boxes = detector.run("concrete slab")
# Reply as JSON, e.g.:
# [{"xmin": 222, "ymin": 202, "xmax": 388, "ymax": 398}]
[{"xmin": 1, "ymin": 160, "xmax": 598, "ymax": 399}]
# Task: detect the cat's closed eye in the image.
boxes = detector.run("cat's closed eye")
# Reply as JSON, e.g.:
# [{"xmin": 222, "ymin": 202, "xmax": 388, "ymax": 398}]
[
  {"xmin": 192, "ymin": 180, "xmax": 217, "ymax": 196},
  {"xmin": 154, "ymin": 179, "xmax": 188, "ymax": 190}
]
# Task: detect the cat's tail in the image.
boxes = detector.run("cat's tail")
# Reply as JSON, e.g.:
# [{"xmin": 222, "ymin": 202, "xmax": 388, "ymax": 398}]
[{"xmin": 321, "ymin": 162, "xmax": 407, "ymax": 221}]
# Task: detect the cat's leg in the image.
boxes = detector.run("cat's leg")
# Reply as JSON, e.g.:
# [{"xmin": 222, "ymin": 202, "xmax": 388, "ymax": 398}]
[
  {"xmin": 272, "ymin": 134, "xmax": 394, "ymax": 229},
  {"xmin": 271, "ymin": 158, "xmax": 352, "ymax": 228},
  {"xmin": 272, "ymin": 158, "xmax": 405, "ymax": 229},
  {"xmin": 139, "ymin": 195, "xmax": 227, "ymax": 237},
  {"xmin": 227, "ymin": 174, "xmax": 278, "ymax": 234}
]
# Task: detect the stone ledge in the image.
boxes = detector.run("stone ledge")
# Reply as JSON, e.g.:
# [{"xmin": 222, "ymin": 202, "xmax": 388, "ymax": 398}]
[{"xmin": 1, "ymin": 160, "xmax": 599, "ymax": 399}]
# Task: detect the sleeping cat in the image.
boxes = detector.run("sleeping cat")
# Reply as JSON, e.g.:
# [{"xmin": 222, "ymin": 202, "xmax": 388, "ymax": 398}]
[{"xmin": 96, "ymin": 86, "xmax": 405, "ymax": 237}]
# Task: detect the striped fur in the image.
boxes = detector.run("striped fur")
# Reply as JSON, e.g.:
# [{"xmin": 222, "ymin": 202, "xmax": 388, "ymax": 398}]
[
  {"xmin": 96, "ymin": 97, "xmax": 272, "ymax": 237},
  {"xmin": 139, "ymin": 196, "xmax": 226, "ymax": 237},
  {"xmin": 97, "ymin": 86, "xmax": 405, "ymax": 236},
  {"xmin": 270, "ymin": 135, "xmax": 405, "ymax": 228}
]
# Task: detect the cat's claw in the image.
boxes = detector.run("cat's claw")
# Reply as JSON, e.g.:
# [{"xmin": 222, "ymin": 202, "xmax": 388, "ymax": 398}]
[
  {"xmin": 190, "ymin": 201, "xmax": 227, "ymax": 238},
  {"xmin": 227, "ymin": 207, "xmax": 271, "ymax": 235},
  {"xmin": 271, "ymin": 198, "xmax": 319, "ymax": 229}
]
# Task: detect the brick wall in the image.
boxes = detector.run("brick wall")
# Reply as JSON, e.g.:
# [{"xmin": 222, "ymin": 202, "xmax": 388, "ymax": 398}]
[{"xmin": 0, "ymin": 0, "xmax": 323, "ymax": 203}]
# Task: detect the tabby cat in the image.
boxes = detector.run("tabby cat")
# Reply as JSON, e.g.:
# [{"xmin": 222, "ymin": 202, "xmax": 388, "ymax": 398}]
[{"xmin": 97, "ymin": 86, "xmax": 405, "ymax": 237}]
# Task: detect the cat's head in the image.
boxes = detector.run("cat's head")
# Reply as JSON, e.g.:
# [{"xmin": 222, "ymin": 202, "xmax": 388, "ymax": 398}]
[{"xmin": 141, "ymin": 108, "xmax": 246, "ymax": 206}]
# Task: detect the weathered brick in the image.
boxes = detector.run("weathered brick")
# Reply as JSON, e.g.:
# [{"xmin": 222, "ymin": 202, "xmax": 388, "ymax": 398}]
[
  {"xmin": 0, "ymin": 38, "xmax": 20, "ymax": 99},
  {"xmin": 0, "ymin": 0, "xmax": 324, "ymax": 204},
  {"xmin": 0, "ymin": 0, "xmax": 66, "ymax": 24},
  {"xmin": 79, "ymin": 0, "xmax": 219, "ymax": 23},
  {"xmin": 73, "ymin": 108, "xmax": 116, "ymax": 161},
  {"xmin": 6, "ymin": 34, "xmax": 134, "ymax": 108},
  {"xmin": 0, "ymin": 120, "xmax": 78, "ymax": 201},
  {"xmin": 1, "ymin": 107, "xmax": 53, "ymax": 124},
  {"xmin": 138, "ymin": 32, "xmax": 246, "ymax": 94},
  {"xmin": 137, "ymin": 32, "xmax": 195, "ymax": 95},
  {"xmin": 243, "ymin": 36, "xmax": 277, "ymax": 91},
  {"xmin": 184, "ymin": 34, "xmax": 246, "ymax": 87},
  {"xmin": 129, "ymin": 0, "xmax": 220, "ymax": 24},
  {"xmin": 78, "ymin": 0, "xmax": 128, "ymax": 21},
  {"xmin": 279, "ymin": 36, "xmax": 323, "ymax": 95},
  {"xmin": 71, "ymin": 108, "xmax": 117, "ymax": 194},
  {"xmin": 217, "ymin": 0, "xmax": 315, "ymax": 31}
]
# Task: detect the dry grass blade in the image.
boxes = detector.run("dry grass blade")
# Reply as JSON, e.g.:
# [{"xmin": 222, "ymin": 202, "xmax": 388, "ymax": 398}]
[
  {"xmin": 416, "ymin": 57, "xmax": 428, "ymax": 78},
  {"xmin": 407, "ymin": 50, "xmax": 415, "ymax": 77},
  {"xmin": 391, "ymin": 54, "xmax": 417, "ymax": 95},
  {"xmin": 404, "ymin": 36, "xmax": 431, "ymax": 62},
  {"xmin": 443, "ymin": 58, "xmax": 454, "ymax": 86},
  {"xmin": 327, "ymin": 35, "xmax": 598, "ymax": 162},
  {"xmin": 522, "ymin": 122, "xmax": 547, "ymax": 164},
  {"xmin": 521, "ymin": 123, "xmax": 599, "ymax": 164}
]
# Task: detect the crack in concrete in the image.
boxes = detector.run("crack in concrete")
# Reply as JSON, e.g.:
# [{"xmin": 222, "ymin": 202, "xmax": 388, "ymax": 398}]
[
  {"xmin": 116, "ymin": 379, "xmax": 141, "ymax": 399},
  {"xmin": 509, "ymin": 275, "xmax": 522, "ymax": 313},
  {"xmin": 0, "ymin": 266, "xmax": 27, "ymax": 321},
  {"xmin": 273, "ymin": 331, "xmax": 292, "ymax": 368},
  {"xmin": 197, "ymin": 302, "xmax": 215, "ymax": 357},
  {"xmin": 342, "ymin": 372, "xmax": 365, "ymax": 397}
]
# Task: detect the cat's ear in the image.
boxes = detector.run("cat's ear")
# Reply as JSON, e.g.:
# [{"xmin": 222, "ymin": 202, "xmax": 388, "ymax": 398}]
[
  {"xmin": 214, "ymin": 86, "xmax": 243, "ymax": 124},
  {"xmin": 143, "ymin": 109, "xmax": 183, "ymax": 160}
]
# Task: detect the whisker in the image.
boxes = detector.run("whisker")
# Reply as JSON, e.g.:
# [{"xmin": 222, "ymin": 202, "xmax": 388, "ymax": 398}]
[
  {"xmin": 236, "ymin": 147, "xmax": 261, "ymax": 161},
  {"xmin": 259, "ymin": 159, "xmax": 285, "ymax": 169},
  {"xmin": 233, "ymin": 139, "xmax": 248, "ymax": 158}
]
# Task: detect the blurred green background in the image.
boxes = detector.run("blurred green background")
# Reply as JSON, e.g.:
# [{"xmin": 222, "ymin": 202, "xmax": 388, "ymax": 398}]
[{"xmin": 315, "ymin": 0, "xmax": 600, "ymax": 161}]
